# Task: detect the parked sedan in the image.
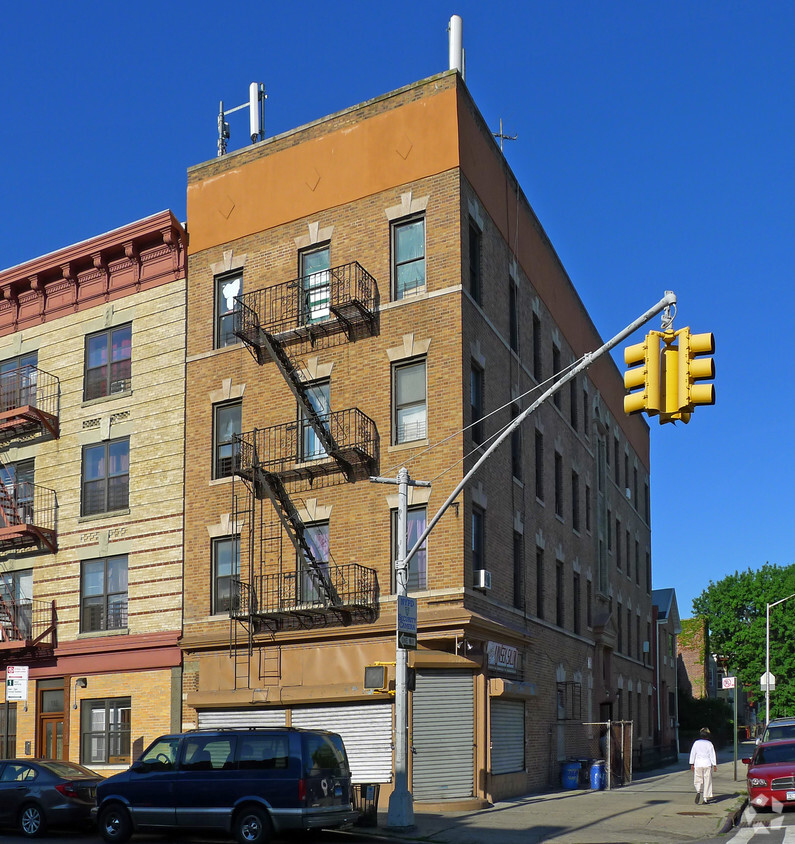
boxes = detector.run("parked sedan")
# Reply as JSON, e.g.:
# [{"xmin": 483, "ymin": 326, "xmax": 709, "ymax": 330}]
[
  {"xmin": 743, "ymin": 739, "xmax": 795, "ymax": 811},
  {"xmin": 0, "ymin": 759, "xmax": 102, "ymax": 837}
]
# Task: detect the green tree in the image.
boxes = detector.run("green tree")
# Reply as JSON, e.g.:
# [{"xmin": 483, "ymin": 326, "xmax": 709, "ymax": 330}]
[{"xmin": 692, "ymin": 563, "xmax": 795, "ymax": 719}]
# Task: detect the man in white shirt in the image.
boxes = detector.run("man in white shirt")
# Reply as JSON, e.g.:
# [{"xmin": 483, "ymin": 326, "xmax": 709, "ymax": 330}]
[{"xmin": 689, "ymin": 727, "xmax": 718, "ymax": 804}]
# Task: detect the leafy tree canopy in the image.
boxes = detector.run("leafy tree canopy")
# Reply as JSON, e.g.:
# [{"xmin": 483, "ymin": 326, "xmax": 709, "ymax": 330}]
[{"xmin": 692, "ymin": 563, "xmax": 795, "ymax": 719}]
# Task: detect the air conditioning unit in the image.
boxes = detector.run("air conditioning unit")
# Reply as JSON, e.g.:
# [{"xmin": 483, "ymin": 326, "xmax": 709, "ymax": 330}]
[
  {"xmin": 474, "ymin": 569, "xmax": 492, "ymax": 590},
  {"xmin": 642, "ymin": 640, "xmax": 650, "ymax": 653},
  {"xmin": 110, "ymin": 380, "xmax": 128, "ymax": 394}
]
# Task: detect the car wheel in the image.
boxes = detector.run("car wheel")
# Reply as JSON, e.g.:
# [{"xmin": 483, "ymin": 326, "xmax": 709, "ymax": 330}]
[
  {"xmin": 18, "ymin": 803, "xmax": 46, "ymax": 838},
  {"xmin": 98, "ymin": 804, "xmax": 133, "ymax": 844},
  {"xmin": 234, "ymin": 806, "xmax": 272, "ymax": 844}
]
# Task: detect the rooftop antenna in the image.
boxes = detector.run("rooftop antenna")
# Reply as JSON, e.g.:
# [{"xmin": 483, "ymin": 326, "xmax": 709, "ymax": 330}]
[
  {"xmin": 493, "ymin": 117, "xmax": 517, "ymax": 152},
  {"xmin": 217, "ymin": 82, "xmax": 266, "ymax": 157},
  {"xmin": 448, "ymin": 14, "xmax": 465, "ymax": 80}
]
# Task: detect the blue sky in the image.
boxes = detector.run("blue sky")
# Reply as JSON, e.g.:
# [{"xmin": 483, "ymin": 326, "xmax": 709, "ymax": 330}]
[{"xmin": 2, "ymin": 2, "xmax": 791, "ymax": 616}]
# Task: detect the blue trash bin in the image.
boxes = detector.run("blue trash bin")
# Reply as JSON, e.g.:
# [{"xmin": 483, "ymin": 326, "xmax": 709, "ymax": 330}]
[
  {"xmin": 590, "ymin": 759, "xmax": 606, "ymax": 790},
  {"xmin": 561, "ymin": 761, "xmax": 580, "ymax": 790}
]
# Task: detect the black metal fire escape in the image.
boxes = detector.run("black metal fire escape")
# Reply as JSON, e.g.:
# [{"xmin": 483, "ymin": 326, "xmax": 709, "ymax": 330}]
[{"xmin": 229, "ymin": 261, "xmax": 380, "ymax": 670}]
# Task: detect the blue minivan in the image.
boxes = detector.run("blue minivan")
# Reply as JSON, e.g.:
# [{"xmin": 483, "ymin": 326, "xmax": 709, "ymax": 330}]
[{"xmin": 95, "ymin": 727, "xmax": 355, "ymax": 844}]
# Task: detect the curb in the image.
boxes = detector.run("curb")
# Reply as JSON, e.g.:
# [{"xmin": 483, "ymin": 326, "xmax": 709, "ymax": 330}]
[{"xmin": 719, "ymin": 798, "xmax": 748, "ymax": 835}]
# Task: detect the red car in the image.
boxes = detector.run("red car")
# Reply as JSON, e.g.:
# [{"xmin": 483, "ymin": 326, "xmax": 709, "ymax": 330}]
[{"xmin": 743, "ymin": 739, "xmax": 795, "ymax": 811}]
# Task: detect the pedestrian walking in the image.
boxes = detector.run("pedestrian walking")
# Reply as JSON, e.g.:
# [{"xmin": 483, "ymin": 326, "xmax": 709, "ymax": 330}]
[{"xmin": 689, "ymin": 727, "xmax": 717, "ymax": 804}]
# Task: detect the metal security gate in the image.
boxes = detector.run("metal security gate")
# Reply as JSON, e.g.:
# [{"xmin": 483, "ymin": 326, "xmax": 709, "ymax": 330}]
[
  {"xmin": 198, "ymin": 708, "xmax": 287, "ymax": 728},
  {"xmin": 491, "ymin": 699, "xmax": 525, "ymax": 774},
  {"xmin": 412, "ymin": 670, "xmax": 474, "ymax": 801},
  {"xmin": 291, "ymin": 703, "xmax": 393, "ymax": 783}
]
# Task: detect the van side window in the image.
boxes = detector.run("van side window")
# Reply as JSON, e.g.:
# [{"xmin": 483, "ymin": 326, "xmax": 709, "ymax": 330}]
[
  {"xmin": 235, "ymin": 734, "xmax": 289, "ymax": 770},
  {"xmin": 182, "ymin": 738, "xmax": 235, "ymax": 771},
  {"xmin": 139, "ymin": 738, "xmax": 180, "ymax": 771},
  {"xmin": 303, "ymin": 733, "xmax": 348, "ymax": 776}
]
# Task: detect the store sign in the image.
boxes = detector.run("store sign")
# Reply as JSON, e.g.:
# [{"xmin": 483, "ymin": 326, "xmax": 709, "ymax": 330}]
[
  {"xmin": 6, "ymin": 665, "xmax": 29, "ymax": 702},
  {"xmin": 487, "ymin": 642, "xmax": 519, "ymax": 673}
]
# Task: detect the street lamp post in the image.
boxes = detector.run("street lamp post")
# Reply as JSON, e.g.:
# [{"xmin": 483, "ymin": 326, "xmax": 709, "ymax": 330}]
[{"xmin": 765, "ymin": 592, "xmax": 795, "ymax": 724}]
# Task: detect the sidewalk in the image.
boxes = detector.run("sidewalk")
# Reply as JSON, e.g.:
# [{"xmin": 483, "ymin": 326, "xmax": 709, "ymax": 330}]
[{"xmin": 366, "ymin": 749, "xmax": 748, "ymax": 844}]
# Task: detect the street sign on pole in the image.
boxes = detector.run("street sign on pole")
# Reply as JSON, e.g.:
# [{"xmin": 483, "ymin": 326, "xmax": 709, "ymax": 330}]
[
  {"xmin": 398, "ymin": 631, "xmax": 417, "ymax": 650},
  {"xmin": 722, "ymin": 676, "xmax": 736, "ymax": 689},
  {"xmin": 5, "ymin": 665, "xmax": 28, "ymax": 702},
  {"xmin": 761, "ymin": 671, "xmax": 776, "ymax": 692}
]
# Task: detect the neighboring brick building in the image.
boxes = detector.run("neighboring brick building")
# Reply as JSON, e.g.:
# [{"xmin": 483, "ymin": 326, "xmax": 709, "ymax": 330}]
[
  {"xmin": 651, "ymin": 588, "xmax": 681, "ymax": 754},
  {"xmin": 677, "ymin": 616, "xmax": 710, "ymax": 699},
  {"xmin": 182, "ymin": 69, "xmax": 656, "ymax": 803},
  {"xmin": 0, "ymin": 212, "xmax": 186, "ymax": 767}
]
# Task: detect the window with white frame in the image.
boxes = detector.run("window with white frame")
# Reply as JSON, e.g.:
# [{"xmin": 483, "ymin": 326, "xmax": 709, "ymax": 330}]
[
  {"xmin": 212, "ymin": 536, "xmax": 240, "ymax": 615},
  {"xmin": 392, "ymin": 217, "xmax": 425, "ymax": 299},
  {"xmin": 81, "ymin": 697, "xmax": 131, "ymax": 765},
  {"xmin": 215, "ymin": 272, "xmax": 242, "ymax": 349},
  {"xmin": 300, "ymin": 244, "xmax": 331, "ymax": 323},
  {"xmin": 391, "ymin": 506, "xmax": 427, "ymax": 592},
  {"xmin": 393, "ymin": 359, "xmax": 427, "ymax": 444}
]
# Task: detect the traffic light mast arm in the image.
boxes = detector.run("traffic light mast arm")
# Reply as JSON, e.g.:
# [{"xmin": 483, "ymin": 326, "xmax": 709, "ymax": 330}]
[{"xmin": 400, "ymin": 290, "xmax": 678, "ymax": 569}]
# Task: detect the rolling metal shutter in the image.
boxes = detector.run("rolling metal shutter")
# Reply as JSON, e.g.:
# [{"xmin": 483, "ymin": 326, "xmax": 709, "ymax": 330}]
[
  {"xmin": 197, "ymin": 709, "xmax": 286, "ymax": 728},
  {"xmin": 291, "ymin": 703, "xmax": 393, "ymax": 783},
  {"xmin": 412, "ymin": 670, "xmax": 474, "ymax": 801},
  {"xmin": 490, "ymin": 699, "xmax": 525, "ymax": 775}
]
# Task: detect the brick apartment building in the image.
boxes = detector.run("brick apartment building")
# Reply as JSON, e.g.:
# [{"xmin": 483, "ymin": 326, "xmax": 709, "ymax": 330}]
[
  {"xmin": 651, "ymin": 588, "xmax": 681, "ymax": 757},
  {"xmin": 0, "ymin": 212, "xmax": 186, "ymax": 766},
  {"xmin": 181, "ymin": 69, "xmax": 657, "ymax": 803}
]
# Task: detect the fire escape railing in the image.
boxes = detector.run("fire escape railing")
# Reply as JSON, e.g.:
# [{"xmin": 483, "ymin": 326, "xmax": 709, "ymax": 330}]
[
  {"xmin": 0, "ymin": 481, "xmax": 57, "ymax": 553},
  {"xmin": 235, "ymin": 408, "xmax": 379, "ymax": 485},
  {"xmin": 0, "ymin": 597, "xmax": 57, "ymax": 649},
  {"xmin": 0, "ymin": 365, "xmax": 60, "ymax": 441},
  {"xmin": 234, "ymin": 261, "xmax": 379, "ymax": 355},
  {"xmin": 230, "ymin": 562, "xmax": 378, "ymax": 630}
]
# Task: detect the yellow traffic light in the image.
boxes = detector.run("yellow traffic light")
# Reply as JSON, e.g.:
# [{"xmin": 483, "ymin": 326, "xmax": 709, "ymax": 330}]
[
  {"xmin": 624, "ymin": 332, "xmax": 661, "ymax": 415},
  {"xmin": 677, "ymin": 327, "xmax": 716, "ymax": 409}
]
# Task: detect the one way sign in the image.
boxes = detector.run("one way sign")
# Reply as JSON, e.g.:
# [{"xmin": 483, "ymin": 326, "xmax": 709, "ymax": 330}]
[{"xmin": 398, "ymin": 631, "xmax": 417, "ymax": 650}]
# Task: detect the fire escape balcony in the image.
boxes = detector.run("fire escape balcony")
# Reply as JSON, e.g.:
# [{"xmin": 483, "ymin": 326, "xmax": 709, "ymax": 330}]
[
  {"xmin": 235, "ymin": 408, "xmax": 379, "ymax": 486},
  {"xmin": 0, "ymin": 481, "xmax": 58, "ymax": 554},
  {"xmin": 0, "ymin": 597, "xmax": 57, "ymax": 651},
  {"xmin": 234, "ymin": 261, "xmax": 379, "ymax": 360},
  {"xmin": 230, "ymin": 562, "xmax": 378, "ymax": 631},
  {"xmin": 0, "ymin": 365, "xmax": 60, "ymax": 443}
]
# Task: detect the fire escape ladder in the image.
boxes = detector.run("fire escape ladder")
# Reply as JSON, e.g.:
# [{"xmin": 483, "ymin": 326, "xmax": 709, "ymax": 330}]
[
  {"xmin": 258, "ymin": 331, "xmax": 356, "ymax": 480},
  {"xmin": 0, "ymin": 580, "xmax": 25, "ymax": 643},
  {"xmin": 252, "ymin": 469, "xmax": 340, "ymax": 608},
  {"xmin": 0, "ymin": 477, "xmax": 23, "ymax": 529}
]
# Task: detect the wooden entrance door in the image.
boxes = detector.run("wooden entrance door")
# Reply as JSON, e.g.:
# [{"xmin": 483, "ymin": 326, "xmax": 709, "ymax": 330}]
[{"xmin": 38, "ymin": 714, "xmax": 64, "ymax": 759}]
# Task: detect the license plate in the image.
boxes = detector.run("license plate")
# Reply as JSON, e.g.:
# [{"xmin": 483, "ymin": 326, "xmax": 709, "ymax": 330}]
[{"xmin": 786, "ymin": 791, "xmax": 795, "ymax": 801}]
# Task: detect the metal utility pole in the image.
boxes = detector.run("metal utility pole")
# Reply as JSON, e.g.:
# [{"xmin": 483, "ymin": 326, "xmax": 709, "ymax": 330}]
[
  {"xmin": 765, "ymin": 592, "xmax": 795, "ymax": 723},
  {"xmin": 370, "ymin": 467, "xmax": 430, "ymax": 830}
]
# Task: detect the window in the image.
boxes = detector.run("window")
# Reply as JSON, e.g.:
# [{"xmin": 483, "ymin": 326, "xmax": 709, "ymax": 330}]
[
  {"xmin": 81, "ymin": 439, "xmax": 129, "ymax": 516},
  {"xmin": 569, "ymin": 378, "xmax": 578, "ymax": 430},
  {"xmin": 511, "ymin": 405, "xmax": 522, "ymax": 481},
  {"xmin": 509, "ymin": 279, "xmax": 519, "ymax": 352},
  {"xmin": 301, "ymin": 381, "xmax": 330, "ymax": 461},
  {"xmin": 644, "ymin": 482, "xmax": 650, "ymax": 524},
  {"xmin": 573, "ymin": 572, "xmax": 581, "ymax": 634},
  {"xmin": 556, "ymin": 562, "xmax": 564, "ymax": 627},
  {"xmin": 617, "ymin": 602, "xmax": 623, "ymax": 652},
  {"xmin": 626, "ymin": 608, "xmax": 632, "ymax": 655},
  {"xmin": 470, "ymin": 364, "xmax": 484, "ymax": 445},
  {"xmin": 614, "ymin": 436, "xmax": 620, "ymax": 485},
  {"xmin": 615, "ymin": 518, "xmax": 621, "ymax": 569},
  {"xmin": 84, "ymin": 324, "xmax": 131, "ymax": 401},
  {"xmin": 0, "ymin": 569, "xmax": 33, "ymax": 639},
  {"xmin": 392, "ymin": 507, "xmax": 427, "ymax": 591},
  {"xmin": 393, "ymin": 359, "xmax": 427, "ymax": 443},
  {"xmin": 633, "ymin": 466, "xmax": 639, "ymax": 507},
  {"xmin": 81, "ymin": 698, "xmax": 131, "ymax": 765},
  {"xmin": 635, "ymin": 540, "xmax": 640, "ymax": 585},
  {"xmin": 300, "ymin": 522, "xmax": 329, "ymax": 603},
  {"xmin": 300, "ymin": 245, "xmax": 330, "ymax": 324},
  {"xmin": 571, "ymin": 471, "xmax": 580, "ymax": 532},
  {"xmin": 646, "ymin": 551, "xmax": 651, "ymax": 593},
  {"xmin": 536, "ymin": 548, "xmax": 544, "ymax": 619},
  {"xmin": 0, "ymin": 459, "xmax": 34, "ymax": 524},
  {"xmin": 392, "ymin": 216, "xmax": 425, "ymax": 299},
  {"xmin": 625, "ymin": 530, "xmax": 631, "ymax": 578},
  {"xmin": 554, "ymin": 452, "xmax": 563, "ymax": 517},
  {"xmin": 215, "ymin": 272, "xmax": 242, "ymax": 348},
  {"xmin": 468, "ymin": 221, "xmax": 482, "ymax": 304},
  {"xmin": 513, "ymin": 531, "xmax": 523, "ymax": 609},
  {"xmin": 81, "ymin": 555, "xmax": 128, "ymax": 632},
  {"xmin": 213, "ymin": 402, "xmax": 241, "ymax": 479},
  {"xmin": 585, "ymin": 484, "xmax": 592, "ymax": 532},
  {"xmin": 212, "ymin": 536, "xmax": 240, "ymax": 615},
  {"xmin": 586, "ymin": 580, "xmax": 593, "ymax": 628},
  {"xmin": 0, "ymin": 353, "xmax": 37, "ymax": 413},
  {"xmin": 472, "ymin": 506, "xmax": 485, "ymax": 574},
  {"xmin": 552, "ymin": 345, "xmax": 562, "ymax": 408},
  {"xmin": 532, "ymin": 314, "xmax": 541, "ymax": 381},
  {"xmin": 607, "ymin": 509, "xmax": 612, "ymax": 551},
  {"xmin": 624, "ymin": 453, "xmax": 630, "ymax": 494},
  {"xmin": 534, "ymin": 430, "xmax": 544, "ymax": 501},
  {"xmin": 636, "ymin": 616, "xmax": 642, "ymax": 659},
  {"xmin": 0, "ymin": 703, "xmax": 16, "ymax": 759},
  {"xmin": 582, "ymin": 387, "xmax": 589, "ymax": 439}
]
